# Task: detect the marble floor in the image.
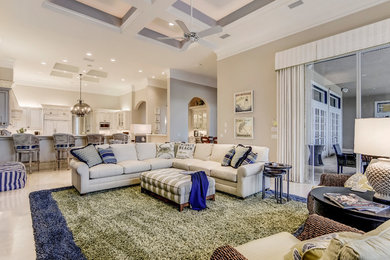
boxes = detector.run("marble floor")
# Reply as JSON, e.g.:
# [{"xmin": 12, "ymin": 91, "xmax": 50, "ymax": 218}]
[{"xmin": 0, "ymin": 169, "xmax": 314, "ymax": 260}]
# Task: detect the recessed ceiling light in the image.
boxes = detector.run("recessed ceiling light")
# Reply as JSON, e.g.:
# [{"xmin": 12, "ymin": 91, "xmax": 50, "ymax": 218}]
[
  {"xmin": 99, "ymin": 67, "xmax": 103, "ymax": 70},
  {"xmin": 152, "ymin": 76, "xmax": 155, "ymax": 79},
  {"xmin": 138, "ymin": 69, "xmax": 143, "ymax": 73},
  {"xmin": 121, "ymin": 78, "xmax": 125, "ymax": 82},
  {"xmin": 168, "ymin": 22, "xmax": 174, "ymax": 26},
  {"xmin": 110, "ymin": 58, "xmax": 116, "ymax": 62},
  {"xmin": 82, "ymin": 70, "xmax": 87, "ymax": 73},
  {"xmin": 162, "ymin": 72, "xmax": 165, "ymax": 75},
  {"xmin": 62, "ymin": 59, "xmax": 68, "ymax": 63},
  {"xmin": 41, "ymin": 61, "xmax": 47, "ymax": 65},
  {"xmin": 86, "ymin": 52, "xmax": 92, "ymax": 56}
]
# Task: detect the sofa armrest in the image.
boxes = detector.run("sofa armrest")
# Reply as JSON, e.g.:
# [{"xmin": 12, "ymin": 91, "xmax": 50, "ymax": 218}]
[
  {"xmin": 319, "ymin": 173, "xmax": 350, "ymax": 187},
  {"xmin": 295, "ymin": 214, "xmax": 364, "ymax": 241},
  {"xmin": 70, "ymin": 159, "xmax": 89, "ymax": 176},
  {"xmin": 210, "ymin": 245, "xmax": 248, "ymax": 260},
  {"xmin": 237, "ymin": 162, "xmax": 265, "ymax": 178}
]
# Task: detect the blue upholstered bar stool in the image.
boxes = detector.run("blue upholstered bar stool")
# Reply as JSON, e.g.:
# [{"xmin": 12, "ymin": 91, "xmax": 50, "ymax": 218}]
[
  {"xmin": 110, "ymin": 133, "xmax": 129, "ymax": 144},
  {"xmin": 12, "ymin": 133, "xmax": 40, "ymax": 174},
  {"xmin": 86, "ymin": 134, "xmax": 104, "ymax": 145},
  {"xmin": 53, "ymin": 133, "xmax": 75, "ymax": 170}
]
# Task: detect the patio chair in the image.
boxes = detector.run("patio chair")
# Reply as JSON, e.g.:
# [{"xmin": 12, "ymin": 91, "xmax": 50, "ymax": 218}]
[{"xmin": 333, "ymin": 144, "xmax": 356, "ymax": 174}]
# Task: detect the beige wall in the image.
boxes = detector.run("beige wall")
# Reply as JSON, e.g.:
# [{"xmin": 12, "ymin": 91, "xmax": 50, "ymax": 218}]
[
  {"xmin": 217, "ymin": 2, "xmax": 390, "ymax": 161},
  {"xmin": 13, "ymin": 85, "xmax": 121, "ymax": 110}
]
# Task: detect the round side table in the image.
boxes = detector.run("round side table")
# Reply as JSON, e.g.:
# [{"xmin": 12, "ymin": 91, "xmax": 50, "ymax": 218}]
[{"xmin": 262, "ymin": 163, "xmax": 292, "ymax": 204}]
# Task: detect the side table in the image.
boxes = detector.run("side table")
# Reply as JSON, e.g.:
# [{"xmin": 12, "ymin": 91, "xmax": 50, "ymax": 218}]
[{"xmin": 262, "ymin": 163, "xmax": 292, "ymax": 204}]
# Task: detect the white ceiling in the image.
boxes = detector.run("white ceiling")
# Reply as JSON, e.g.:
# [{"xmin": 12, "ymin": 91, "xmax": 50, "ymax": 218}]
[{"xmin": 0, "ymin": 0, "xmax": 388, "ymax": 96}]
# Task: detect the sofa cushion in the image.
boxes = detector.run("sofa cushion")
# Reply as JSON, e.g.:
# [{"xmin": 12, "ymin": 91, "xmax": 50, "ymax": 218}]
[
  {"xmin": 221, "ymin": 148, "xmax": 236, "ymax": 166},
  {"xmin": 251, "ymin": 146, "xmax": 269, "ymax": 162},
  {"xmin": 193, "ymin": 144, "xmax": 213, "ymax": 161},
  {"xmin": 210, "ymin": 144, "xmax": 235, "ymax": 163},
  {"xmin": 97, "ymin": 148, "xmax": 117, "ymax": 164},
  {"xmin": 136, "ymin": 143, "xmax": 156, "ymax": 160},
  {"xmin": 189, "ymin": 160, "xmax": 221, "ymax": 176},
  {"xmin": 230, "ymin": 145, "xmax": 252, "ymax": 168},
  {"xmin": 172, "ymin": 158, "xmax": 200, "ymax": 170},
  {"xmin": 210, "ymin": 166, "xmax": 238, "ymax": 182},
  {"xmin": 235, "ymin": 232, "xmax": 299, "ymax": 260},
  {"xmin": 176, "ymin": 143, "xmax": 196, "ymax": 159},
  {"xmin": 89, "ymin": 164, "xmax": 124, "ymax": 179},
  {"xmin": 156, "ymin": 143, "xmax": 174, "ymax": 159},
  {"xmin": 144, "ymin": 158, "xmax": 173, "ymax": 170},
  {"xmin": 241, "ymin": 151, "xmax": 258, "ymax": 166},
  {"xmin": 70, "ymin": 144, "xmax": 102, "ymax": 168},
  {"xmin": 110, "ymin": 144, "xmax": 137, "ymax": 162},
  {"xmin": 117, "ymin": 160, "xmax": 151, "ymax": 174}
]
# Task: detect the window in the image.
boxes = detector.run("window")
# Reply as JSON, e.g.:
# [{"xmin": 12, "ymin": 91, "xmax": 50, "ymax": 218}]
[
  {"xmin": 312, "ymin": 86, "xmax": 327, "ymax": 104},
  {"xmin": 330, "ymin": 95, "xmax": 341, "ymax": 108}
]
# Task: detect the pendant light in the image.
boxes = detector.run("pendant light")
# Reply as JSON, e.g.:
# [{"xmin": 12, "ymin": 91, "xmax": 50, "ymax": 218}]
[{"xmin": 71, "ymin": 74, "xmax": 92, "ymax": 117}]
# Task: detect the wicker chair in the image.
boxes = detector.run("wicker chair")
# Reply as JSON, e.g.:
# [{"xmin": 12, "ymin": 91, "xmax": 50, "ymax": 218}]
[
  {"xmin": 12, "ymin": 133, "xmax": 40, "ymax": 174},
  {"xmin": 86, "ymin": 134, "xmax": 104, "ymax": 145},
  {"xmin": 307, "ymin": 173, "xmax": 351, "ymax": 214},
  {"xmin": 210, "ymin": 214, "xmax": 364, "ymax": 260},
  {"xmin": 110, "ymin": 133, "xmax": 129, "ymax": 144},
  {"xmin": 53, "ymin": 133, "xmax": 75, "ymax": 170}
]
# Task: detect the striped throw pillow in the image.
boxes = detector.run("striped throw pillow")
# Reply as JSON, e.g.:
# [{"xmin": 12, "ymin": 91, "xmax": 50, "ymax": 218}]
[
  {"xmin": 98, "ymin": 148, "xmax": 117, "ymax": 164},
  {"xmin": 230, "ymin": 144, "xmax": 252, "ymax": 169},
  {"xmin": 241, "ymin": 151, "xmax": 258, "ymax": 166},
  {"xmin": 221, "ymin": 148, "xmax": 236, "ymax": 166},
  {"xmin": 70, "ymin": 144, "xmax": 102, "ymax": 168}
]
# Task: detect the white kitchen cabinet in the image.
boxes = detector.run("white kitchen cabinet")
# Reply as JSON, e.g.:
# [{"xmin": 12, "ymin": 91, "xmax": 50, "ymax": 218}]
[
  {"xmin": 42, "ymin": 105, "xmax": 72, "ymax": 135},
  {"xmin": 0, "ymin": 88, "xmax": 9, "ymax": 127},
  {"xmin": 117, "ymin": 111, "xmax": 130, "ymax": 130},
  {"xmin": 26, "ymin": 108, "xmax": 43, "ymax": 130},
  {"xmin": 43, "ymin": 120, "xmax": 71, "ymax": 136}
]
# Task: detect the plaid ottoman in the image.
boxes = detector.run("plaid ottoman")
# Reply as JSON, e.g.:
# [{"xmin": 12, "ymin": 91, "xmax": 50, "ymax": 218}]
[
  {"xmin": 0, "ymin": 162, "xmax": 27, "ymax": 192},
  {"xmin": 140, "ymin": 168, "xmax": 216, "ymax": 211}
]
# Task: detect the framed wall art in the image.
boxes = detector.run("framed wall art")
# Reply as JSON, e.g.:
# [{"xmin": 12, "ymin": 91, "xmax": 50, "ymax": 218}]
[
  {"xmin": 234, "ymin": 117, "xmax": 254, "ymax": 139},
  {"xmin": 234, "ymin": 90, "xmax": 253, "ymax": 113}
]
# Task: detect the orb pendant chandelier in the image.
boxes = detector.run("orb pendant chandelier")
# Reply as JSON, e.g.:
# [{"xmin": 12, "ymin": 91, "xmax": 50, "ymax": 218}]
[{"xmin": 71, "ymin": 74, "xmax": 92, "ymax": 117}]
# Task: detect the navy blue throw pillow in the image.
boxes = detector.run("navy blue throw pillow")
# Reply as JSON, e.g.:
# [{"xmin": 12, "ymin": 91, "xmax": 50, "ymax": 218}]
[{"xmin": 98, "ymin": 148, "xmax": 117, "ymax": 164}]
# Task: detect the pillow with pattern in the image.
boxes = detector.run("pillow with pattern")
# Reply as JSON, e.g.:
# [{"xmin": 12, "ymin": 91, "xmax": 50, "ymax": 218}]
[
  {"xmin": 98, "ymin": 147, "xmax": 117, "ymax": 164},
  {"xmin": 241, "ymin": 151, "xmax": 258, "ymax": 166},
  {"xmin": 156, "ymin": 143, "xmax": 175, "ymax": 159},
  {"xmin": 221, "ymin": 148, "xmax": 236, "ymax": 166},
  {"xmin": 176, "ymin": 143, "xmax": 196, "ymax": 159},
  {"xmin": 230, "ymin": 144, "xmax": 252, "ymax": 168},
  {"xmin": 70, "ymin": 144, "xmax": 102, "ymax": 168}
]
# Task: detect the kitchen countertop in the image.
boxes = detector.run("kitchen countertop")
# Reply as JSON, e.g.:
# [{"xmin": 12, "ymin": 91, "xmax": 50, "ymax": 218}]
[{"xmin": 0, "ymin": 135, "xmax": 116, "ymax": 140}]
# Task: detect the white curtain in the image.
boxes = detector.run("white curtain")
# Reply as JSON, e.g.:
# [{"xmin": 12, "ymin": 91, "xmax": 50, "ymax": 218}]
[{"xmin": 277, "ymin": 65, "xmax": 305, "ymax": 183}]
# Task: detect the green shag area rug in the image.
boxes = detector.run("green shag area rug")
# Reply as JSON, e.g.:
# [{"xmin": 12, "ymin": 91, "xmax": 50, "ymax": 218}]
[{"xmin": 52, "ymin": 187, "xmax": 308, "ymax": 259}]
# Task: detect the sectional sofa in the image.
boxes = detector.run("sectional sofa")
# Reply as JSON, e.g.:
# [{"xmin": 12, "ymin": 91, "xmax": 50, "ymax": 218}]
[{"xmin": 70, "ymin": 143, "xmax": 270, "ymax": 198}]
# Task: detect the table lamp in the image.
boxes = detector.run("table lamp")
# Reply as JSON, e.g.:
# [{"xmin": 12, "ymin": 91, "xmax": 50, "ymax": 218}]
[
  {"xmin": 130, "ymin": 124, "xmax": 151, "ymax": 143},
  {"xmin": 354, "ymin": 118, "xmax": 390, "ymax": 203}
]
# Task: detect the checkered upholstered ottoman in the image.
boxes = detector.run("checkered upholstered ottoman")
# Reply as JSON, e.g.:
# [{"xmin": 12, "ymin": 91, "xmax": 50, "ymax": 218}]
[
  {"xmin": 140, "ymin": 168, "xmax": 216, "ymax": 211},
  {"xmin": 0, "ymin": 162, "xmax": 27, "ymax": 192}
]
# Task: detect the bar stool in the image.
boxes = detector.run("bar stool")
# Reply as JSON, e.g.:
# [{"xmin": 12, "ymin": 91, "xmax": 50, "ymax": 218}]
[
  {"xmin": 53, "ymin": 133, "xmax": 75, "ymax": 170},
  {"xmin": 12, "ymin": 133, "xmax": 40, "ymax": 174},
  {"xmin": 86, "ymin": 134, "xmax": 104, "ymax": 145},
  {"xmin": 110, "ymin": 133, "xmax": 129, "ymax": 144}
]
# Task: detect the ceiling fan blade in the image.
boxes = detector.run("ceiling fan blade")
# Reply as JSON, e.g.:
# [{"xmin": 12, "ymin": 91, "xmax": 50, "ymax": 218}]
[
  {"xmin": 181, "ymin": 40, "xmax": 192, "ymax": 50},
  {"xmin": 197, "ymin": 25, "xmax": 223, "ymax": 38},
  {"xmin": 198, "ymin": 38, "xmax": 217, "ymax": 50},
  {"xmin": 158, "ymin": 36, "xmax": 185, "ymax": 40},
  {"xmin": 175, "ymin": 19, "xmax": 190, "ymax": 33}
]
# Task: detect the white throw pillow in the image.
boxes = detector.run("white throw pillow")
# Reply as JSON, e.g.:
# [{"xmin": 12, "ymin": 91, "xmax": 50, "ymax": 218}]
[
  {"xmin": 210, "ymin": 144, "xmax": 235, "ymax": 163},
  {"xmin": 156, "ymin": 143, "xmax": 175, "ymax": 159},
  {"xmin": 193, "ymin": 144, "xmax": 213, "ymax": 161},
  {"xmin": 251, "ymin": 146, "xmax": 269, "ymax": 162},
  {"xmin": 110, "ymin": 144, "xmax": 137, "ymax": 162},
  {"xmin": 136, "ymin": 143, "xmax": 156, "ymax": 161},
  {"xmin": 176, "ymin": 143, "xmax": 196, "ymax": 159}
]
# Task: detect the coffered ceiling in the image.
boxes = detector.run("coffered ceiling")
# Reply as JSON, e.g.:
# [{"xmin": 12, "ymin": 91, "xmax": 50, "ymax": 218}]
[{"xmin": 0, "ymin": 0, "xmax": 388, "ymax": 96}]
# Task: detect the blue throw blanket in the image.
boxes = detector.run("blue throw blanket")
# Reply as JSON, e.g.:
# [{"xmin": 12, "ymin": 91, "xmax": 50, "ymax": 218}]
[{"xmin": 189, "ymin": 171, "xmax": 209, "ymax": 210}]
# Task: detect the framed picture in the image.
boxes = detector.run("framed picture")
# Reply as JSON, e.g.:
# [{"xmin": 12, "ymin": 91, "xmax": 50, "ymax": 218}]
[
  {"xmin": 234, "ymin": 117, "xmax": 254, "ymax": 139},
  {"xmin": 234, "ymin": 90, "xmax": 253, "ymax": 113}
]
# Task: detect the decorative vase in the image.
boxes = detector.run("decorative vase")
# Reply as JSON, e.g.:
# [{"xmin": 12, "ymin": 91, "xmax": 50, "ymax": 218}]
[{"xmin": 366, "ymin": 158, "xmax": 390, "ymax": 202}]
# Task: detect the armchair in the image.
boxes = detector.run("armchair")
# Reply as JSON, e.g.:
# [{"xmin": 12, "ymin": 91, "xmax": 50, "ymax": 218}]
[{"xmin": 333, "ymin": 144, "xmax": 356, "ymax": 173}]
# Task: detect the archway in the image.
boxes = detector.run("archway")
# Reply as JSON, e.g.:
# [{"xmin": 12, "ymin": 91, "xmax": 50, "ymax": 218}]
[
  {"xmin": 133, "ymin": 101, "xmax": 146, "ymax": 124},
  {"xmin": 188, "ymin": 97, "xmax": 209, "ymax": 143}
]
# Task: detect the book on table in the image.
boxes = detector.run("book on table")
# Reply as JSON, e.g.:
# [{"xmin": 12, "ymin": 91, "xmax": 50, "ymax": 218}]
[{"xmin": 324, "ymin": 193, "xmax": 389, "ymax": 213}]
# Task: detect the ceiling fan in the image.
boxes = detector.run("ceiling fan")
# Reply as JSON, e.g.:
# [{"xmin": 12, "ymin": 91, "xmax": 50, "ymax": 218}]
[{"xmin": 158, "ymin": 0, "xmax": 222, "ymax": 50}]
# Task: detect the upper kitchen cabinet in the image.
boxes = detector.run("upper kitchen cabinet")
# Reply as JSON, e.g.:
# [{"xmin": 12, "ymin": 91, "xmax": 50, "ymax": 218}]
[
  {"xmin": 0, "ymin": 88, "xmax": 10, "ymax": 127},
  {"xmin": 27, "ymin": 108, "xmax": 43, "ymax": 130},
  {"xmin": 117, "ymin": 111, "xmax": 131, "ymax": 130},
  {"xmin": 42, "ymin": 105, "xmax": 72, "ymax": 135}
]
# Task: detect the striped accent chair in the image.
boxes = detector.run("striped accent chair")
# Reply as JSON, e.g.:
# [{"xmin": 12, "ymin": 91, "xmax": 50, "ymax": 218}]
[
  {"xmin": 0, "ymin": 162, "xmax": 27, "ymax": 192},
  {"xmin": 12, "ymin": 134, "xmax": 40, "ymax": 174},
  {"xmin": 53, "ymin": 133, "xmax": 76, "ymax": 170}
]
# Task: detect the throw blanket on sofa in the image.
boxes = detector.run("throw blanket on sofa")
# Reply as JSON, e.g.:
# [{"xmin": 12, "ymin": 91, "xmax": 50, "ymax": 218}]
[{"xmin": 189, "ymin": 171, "xmax": 209, "ymax": 210}]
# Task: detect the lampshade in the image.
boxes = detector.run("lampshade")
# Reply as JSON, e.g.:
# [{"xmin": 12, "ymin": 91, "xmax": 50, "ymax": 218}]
[
  {"xmin": 130, "ymin": 124, "xmax": 152, "ymax": 134},
  {"xmin": 354, "ymin": 118, "xmax": 390, "ymax": 157}
]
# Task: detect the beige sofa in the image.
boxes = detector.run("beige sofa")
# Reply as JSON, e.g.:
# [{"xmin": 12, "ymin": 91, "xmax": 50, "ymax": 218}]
[{"xmin": 70, "ymin": 143, "xmax": 270, "ymax": 197}]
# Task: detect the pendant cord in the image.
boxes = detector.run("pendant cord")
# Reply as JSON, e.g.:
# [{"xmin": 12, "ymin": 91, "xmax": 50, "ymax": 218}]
[{"xmin": 79, "ymin": 74, "xmax": 82, "ymax": 101}]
